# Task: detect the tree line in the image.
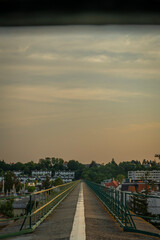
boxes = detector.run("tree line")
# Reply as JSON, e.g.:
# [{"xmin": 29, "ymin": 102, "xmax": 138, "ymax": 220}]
[{"xmin": 0, "ymin": 157, "xmax": 160, "ymax": 184}]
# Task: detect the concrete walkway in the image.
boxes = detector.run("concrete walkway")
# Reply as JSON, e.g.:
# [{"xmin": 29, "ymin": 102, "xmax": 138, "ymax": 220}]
[{"xmin": 84, "ymin": 183, "xmax": 159, "ymax": 240}]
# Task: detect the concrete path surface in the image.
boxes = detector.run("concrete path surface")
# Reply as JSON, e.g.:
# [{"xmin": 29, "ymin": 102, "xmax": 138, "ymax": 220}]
[{"xmin": 2, "ymin": 182, "xmax": 160, "ymax": 240}]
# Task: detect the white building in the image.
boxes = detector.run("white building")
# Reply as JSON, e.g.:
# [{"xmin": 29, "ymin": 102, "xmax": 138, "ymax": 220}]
[
  {"xmin": 128, "ymin": 170, "xmax": 160, "ymax": 181},
  {"xmin": 147, "ymin": 192, "xmax": 160, "ymax": 215},
  {"xmin": 13, "ymin": 171, "xmax": 23, "ymax": 177},
  {"xmin": 31, "ymin": 171, "xmax": 52, "ymax": 177},
  {"xmin": 54, "ymin": 171, "xmax": 75, "ymax": 183}
]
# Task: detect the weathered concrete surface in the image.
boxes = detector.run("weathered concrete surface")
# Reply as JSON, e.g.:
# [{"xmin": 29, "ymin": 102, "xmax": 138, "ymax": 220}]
[
  {"xmin": 83, "ymin": 183, "xmax": 159, "ymax": 240},
  {"xmin": 133, "ymin": 215, "xmax": 160, "ymax": 235}
]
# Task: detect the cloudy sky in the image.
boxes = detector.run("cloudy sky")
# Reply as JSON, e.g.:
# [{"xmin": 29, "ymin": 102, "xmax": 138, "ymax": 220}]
[{"xmin": 0, "ymin": 25, "xmax": 160, "ymax": 164}]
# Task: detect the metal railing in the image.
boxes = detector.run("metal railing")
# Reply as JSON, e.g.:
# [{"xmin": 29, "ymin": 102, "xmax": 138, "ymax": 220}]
[
  {"xmin": 86, "ymin": 181, "xmax": 160, "ymax": 238},
  {"xmin": 0, "ymin": 181, "xmax": 79, "ymax": 239},
  {"xmin": 125, "ymin": 191, "xmax": 160, "ymax": 237},
  {"xmin": 86, "ymin": 181, "xmax": 136, "ymax": 230}
]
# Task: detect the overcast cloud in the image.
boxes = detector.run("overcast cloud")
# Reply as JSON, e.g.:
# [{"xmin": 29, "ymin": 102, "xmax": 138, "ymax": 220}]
[{"xmin": 0, "ymin": 25, "xmax": 160, "ymax": 163}]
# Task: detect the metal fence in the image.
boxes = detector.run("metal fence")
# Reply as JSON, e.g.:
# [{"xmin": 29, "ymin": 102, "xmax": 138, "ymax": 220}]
[
  {"xmin": 0, "ymin": 181, "xmax": 79, "ymax": 239},
  {"xmin": 86, "ymin": 181, "xmax": 160, "ymax": 238}
]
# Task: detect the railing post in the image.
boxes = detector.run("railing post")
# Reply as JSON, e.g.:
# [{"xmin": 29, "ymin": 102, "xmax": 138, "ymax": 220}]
[
  {"xmin": 29, "ymin": 195, "xmax": 32, "ymax": 229},
  {"xmin": 121, "ymin": 191, "xmax": 123, "ymax": 222},
  {"xmin": 113, "ymin": 189, "xmax": 115, "ymax": 215},
  {"xmin": 115, "ymin": 190, "xmax": 117, "ymax": 215},
  {"xmin": 125, "ymin": 192, "xmax": 127, "ymax": 227},
  {"xmin": 112, "ymin": 189, "xmax": 114, "ymax": 212},
  {"xmin": 117, "ymin": 190, "xmax": 119, "ymax": 219},
  {"xmin": 115, "ymin": 190, "xmax": 116, "ymax": 216},
  {"xmin": 110, "ymin": 189, "xmax": 112, "ymax": 211}
]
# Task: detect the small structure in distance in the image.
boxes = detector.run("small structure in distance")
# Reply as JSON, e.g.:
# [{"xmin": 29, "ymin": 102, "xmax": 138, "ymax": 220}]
[{"xmin": 155, "ymin": 154, "xmax": 160, "ymax": 160}]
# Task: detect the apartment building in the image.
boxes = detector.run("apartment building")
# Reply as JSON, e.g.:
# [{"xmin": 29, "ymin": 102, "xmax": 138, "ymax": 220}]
[
  {"xmin": 54, "ymin": 171, "xmax": 75, "ymax": 183},
  {"xmin": 31, "ymin": 170, "xmax": 52, "ymax": 177},
  {"xmin": 128, "ymin": 170, "xmax": 160, "ymax": 181}
]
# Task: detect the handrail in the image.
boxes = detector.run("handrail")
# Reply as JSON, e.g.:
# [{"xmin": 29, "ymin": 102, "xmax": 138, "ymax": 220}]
[
  {"xmin": 20, "ymin": 180, "xmax": 80, "ymax": 230},
  {"xmin": 85, "ymin": 180, "xmax": 160, "ymax": 238},
  {"xmin": 32, "ymin": 181, "xmax": 73, "ymax": 195},
  {"xmin": 32, "ymin": 184, "xmax": 74, "ymax": 215},
  {"xmin": 0, "ymin": 180, "xmax": 80, "ymax": 239}
]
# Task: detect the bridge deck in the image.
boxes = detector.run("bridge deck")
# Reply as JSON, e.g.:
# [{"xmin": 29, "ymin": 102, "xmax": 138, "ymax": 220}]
[
  {"xmin": 2, "ymin": 182, "xmax": 160, "ymax": 240},
  {"xmin": 84, "ymin": 183, "xmax": 159, "ymax": 240},
  {"xmin": 132, "ymin": 215, "xmax": 160, "ymax": 235}
]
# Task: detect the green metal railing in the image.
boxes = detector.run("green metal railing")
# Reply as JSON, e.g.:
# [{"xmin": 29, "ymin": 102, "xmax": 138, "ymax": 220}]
[
  {"xmin": 125, "ymin": 191, "xmax": 160, "ymax": 238},
  {"xmin": 86, "ymin": 181, "xmax": 136, "ymax": 230},
  {"xmin": 0, "ymin": 181, "xmax": 79, "ymax": 239},
  {"xmin": 86, "ymin": 181, "xmax": 160, "ymax": 238}
]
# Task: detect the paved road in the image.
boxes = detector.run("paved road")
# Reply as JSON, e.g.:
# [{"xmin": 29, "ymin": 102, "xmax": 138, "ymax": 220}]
[{"xmin": 4, "ymin": 182, "xmax": 160, "ymax": 240}]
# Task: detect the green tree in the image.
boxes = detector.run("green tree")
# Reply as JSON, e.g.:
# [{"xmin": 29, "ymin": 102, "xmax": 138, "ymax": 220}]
[
  {"xmin": 15, "ymin": 178, "xmax": 21, "ymax": 192},
  {"xmin": 117, "ymin": 174, "xmax": 125, "ymax": 183},
  {"xmin": 0, "ymin": 168, "xmax": 4, "ymax": 176},
  {"xmin": 23, "ymin": 165, "xmax": 30, "ymax": 175},
  {"xmin": 51, "ymin": 157, "xmax": 65, "ymax": 171},
  {"xmin": 67, "ymin": 160, "xmax": 79, "ymax": 171},
  {"xmin": 38, "ymin": 158, "xmax": 51, "ymax": 170},
  {"xmin": 53, "ymin": 177, "xmax": 63, "ymax": 186},
  {"xmin": 52, "ymin": 157, "xmax": 63, "ymax": 165},
  {"xmin": 13, "ymin": 162, "xmax": 24, "ymax": 171},
  {"xmin": 0, "ymin": 199, "xmax": 14, "ymax": 217},
  {"xmin": 27, "ymin": 185, "xmax": 35, "ymax": 193},
  {"xmin": 42, "ymin": 175, "xmax": 51, "ymax": 189},
  {"xmin": 24, "ymin": 161, "xmax": 37, "ymax": 175},
  {"xmin": 0, "ymin": 160, "xmax": 10, "ymax": 171},
  {"xmin": 111, "ymin": 158, "xmax": 117, "ymax": 166},
  {"xmin": 4, "ymin": 171, "xmax": 21, "ymax": 194},
  {"xmin": 89, "ymin": 161, "xmax": 97, "ymax": 168}
]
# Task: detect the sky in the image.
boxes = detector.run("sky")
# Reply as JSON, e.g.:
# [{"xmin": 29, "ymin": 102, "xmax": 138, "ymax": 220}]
[{"xmin": 0, "ymin": 25, "xmax": 160, "ymax": 164}]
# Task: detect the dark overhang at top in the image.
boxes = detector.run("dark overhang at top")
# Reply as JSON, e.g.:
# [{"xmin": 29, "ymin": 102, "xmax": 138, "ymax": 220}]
[{"xmin": 0, "ymin": 0, "xmax": 160, "ymax": 26}]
